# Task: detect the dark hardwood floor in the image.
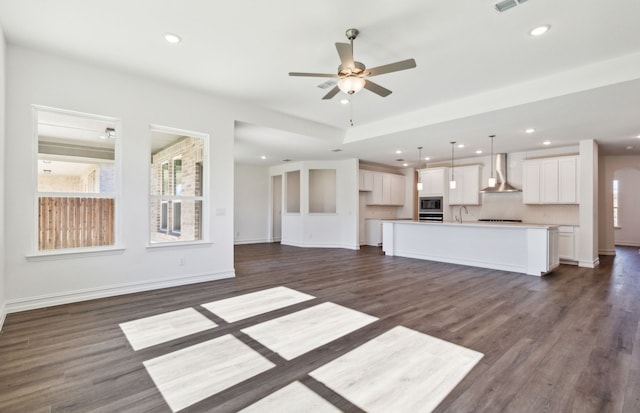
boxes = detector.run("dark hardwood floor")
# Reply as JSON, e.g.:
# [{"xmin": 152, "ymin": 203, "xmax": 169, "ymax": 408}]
[{"xmin": 1, "ymin": 244, "xmax": 639, "ymax": 412}]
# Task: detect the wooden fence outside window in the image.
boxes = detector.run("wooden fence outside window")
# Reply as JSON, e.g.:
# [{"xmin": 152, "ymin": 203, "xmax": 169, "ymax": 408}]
[{"xmin": 38, "ymin": 197, "xmax": 115, "ymax": 250}]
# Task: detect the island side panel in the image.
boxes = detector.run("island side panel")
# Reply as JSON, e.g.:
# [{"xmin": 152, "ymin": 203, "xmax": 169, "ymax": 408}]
[{"xmin": 382, "ymin": 222, "xmax": 395, "ymax": 256}]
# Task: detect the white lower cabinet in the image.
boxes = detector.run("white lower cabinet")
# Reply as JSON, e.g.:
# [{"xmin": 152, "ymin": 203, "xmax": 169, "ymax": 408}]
[
  {"xmin": 558, "ymin": 226, "xmax": 579, "ymax": 263},
  {"xmin": 365, "ymin": 219, "xmax": 383, "ymax": 246}
]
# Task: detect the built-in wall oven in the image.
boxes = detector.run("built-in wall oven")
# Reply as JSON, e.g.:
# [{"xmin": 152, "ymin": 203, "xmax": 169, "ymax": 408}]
[{"xmin": 419, "ymin": 196, "xmax": 444, "ymax": 222}]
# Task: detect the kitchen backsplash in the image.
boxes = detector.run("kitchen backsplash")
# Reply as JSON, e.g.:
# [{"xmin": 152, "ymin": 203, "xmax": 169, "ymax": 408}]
[{"xmin": 451, "ymin": 191, "xmax": 579, "ymax": 225}]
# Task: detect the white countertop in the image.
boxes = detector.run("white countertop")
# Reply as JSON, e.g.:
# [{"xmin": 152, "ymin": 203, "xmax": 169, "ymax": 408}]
[{"xmin": 383, "ymin": 220, "xmax": 559, "ymax": 230}]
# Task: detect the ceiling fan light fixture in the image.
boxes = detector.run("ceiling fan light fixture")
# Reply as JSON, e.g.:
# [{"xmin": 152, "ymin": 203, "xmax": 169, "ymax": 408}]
[{"xmin": 338, "ymin": 76, "xmax": 366, "ymax": 95}]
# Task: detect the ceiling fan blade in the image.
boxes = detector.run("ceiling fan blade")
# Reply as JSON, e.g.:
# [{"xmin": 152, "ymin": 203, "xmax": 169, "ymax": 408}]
[
  {"xmin": 289, "ymin": 72, "xmax": 338, "ymax": 78},
  {"xmin": 335, "ymin": 42, "xmax": 354, "ymax": 69},
  {"xmin": 364, "ymin": 80, "xmax": 392, "ymax": 97},
  {"xmin": 366, "ymin": 58, "xmax": 417, "ymax": 77},
  {"xmin": 322, "ymin": 85, "xmax": 341, "ymax": 100}
]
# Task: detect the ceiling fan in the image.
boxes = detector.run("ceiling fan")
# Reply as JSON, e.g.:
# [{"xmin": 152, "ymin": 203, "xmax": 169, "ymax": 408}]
[{"xmin": 289, "ymin": 28, "xmax": 417, "ymax": 100}]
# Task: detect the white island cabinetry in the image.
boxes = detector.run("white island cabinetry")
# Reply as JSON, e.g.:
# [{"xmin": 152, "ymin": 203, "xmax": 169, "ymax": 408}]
[{"xmin": 382, "ymin": 221, "xmax": 559, "ymax": 276}]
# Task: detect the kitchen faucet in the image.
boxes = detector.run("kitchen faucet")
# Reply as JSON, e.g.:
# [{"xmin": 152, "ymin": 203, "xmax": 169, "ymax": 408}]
[{"xmin": 456, "ymin": 205, "xmax": 469, "ymax": 223}]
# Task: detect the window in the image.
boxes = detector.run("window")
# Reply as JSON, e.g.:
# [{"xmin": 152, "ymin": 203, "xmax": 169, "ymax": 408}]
[
  {"xmin": 150, "ymin": 127, "xmax": 207, "ymax": 244},
  {"xmin": 308, "ymin": 169, "xmax": 337, "ymax": 213},
  {"xmin": 613, "ymin": 179, "xmax": 619, "ymax": 227},
  {"xmin": 35, "ymin": 106, "xmax": 119, "ymax": 251}
]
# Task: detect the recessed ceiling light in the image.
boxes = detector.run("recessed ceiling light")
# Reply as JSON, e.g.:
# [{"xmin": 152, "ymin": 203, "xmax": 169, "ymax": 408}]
[
  {"xmin": 530, "ymin": 25, "xmax": 550, "ymax": 36},
  {"xmin": 457, "ymin": 144, "xmax": 465, "ymax": 148},
  {"xmin": 260, "ymin": 155, "xmax": 267, "ymax": 160},
  {"xmin": 403, "ymin": 163, "xmax": 409, "ymax": 167},
  {"xmin": 542, "ymin": 140, "xmax": 552, "ymax": 145},
  {"xmin": 164, "ymin": 33, "xmax": 182, "ymax": 44},
  {"xmin": 395, "ymin": 149, "xmax": 403, "ymax": 154},
  {"xmin": 340, "ymin": 99, "xmax": 350, "ymax": 105},
  {"xmin": 636, "ymin": 134, "xmax": 640, "ymax": 138},
  {"xmin": 525, "ymin": 128, "xmax": 536, "ymax": 134},
  {"xmin": 424, "ymin": 157, "xmax": 430, "ymax": 161},
  {"xmin": 475, "ymin": 150, "xmax": 483, "ymax": 154}
]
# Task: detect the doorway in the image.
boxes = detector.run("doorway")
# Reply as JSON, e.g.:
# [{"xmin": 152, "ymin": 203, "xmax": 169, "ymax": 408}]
[{"xmin": 271, "ymin": 175, "xmax": 282, "ymax": 242}]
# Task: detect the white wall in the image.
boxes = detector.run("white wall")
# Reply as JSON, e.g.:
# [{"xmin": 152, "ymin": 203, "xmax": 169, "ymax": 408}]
[
  {"xmin": 599, "ymin": 155, "xmax": 640, "ymax": 253},
  {"xmin": 234, "ymin": 163, "xmax": 270, "ymax": 244},
  {"xmin": 4, "ymin": 45, "xmax": 339, "ymax": 312},
  {"xmin": 270, "ymin": 159, "xmax": 359, "ymax": 249},
  {"xmin": 0, "ymin": 24, "xmax": 6, "ymax": 329}
]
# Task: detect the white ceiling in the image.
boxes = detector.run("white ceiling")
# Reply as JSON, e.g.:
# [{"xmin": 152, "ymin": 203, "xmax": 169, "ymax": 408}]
[{"xmin": 1, "ymin": 0, "xmax": 640, "ymax": 168}]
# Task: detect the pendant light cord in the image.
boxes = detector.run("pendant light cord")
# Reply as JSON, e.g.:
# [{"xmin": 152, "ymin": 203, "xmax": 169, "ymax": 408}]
[
  {"xmin": 450, "ymin": 141, "xmax": 455, "ymax": 181},
  {"xmin": 490, "ymin": 135, "xmax": 495, "ymax": 180}
]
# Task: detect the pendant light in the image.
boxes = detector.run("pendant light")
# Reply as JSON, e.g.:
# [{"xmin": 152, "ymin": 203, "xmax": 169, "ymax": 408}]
[
  {"xmin": 449, "ymin": 141, "xmax": 457, "ymax": 189},
  {"xmin": 416, "ymin": 146, "xmax": 424, "ymax": 191},
  {"xmin": 488, "ymin": 135, "xmax": 497, "ymax": 187}
]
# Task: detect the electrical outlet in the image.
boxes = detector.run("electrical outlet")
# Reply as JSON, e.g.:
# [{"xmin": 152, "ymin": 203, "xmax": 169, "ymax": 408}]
[{"xmin": 179, "ymin": 256, "xmax": 185, "ymax": 266}]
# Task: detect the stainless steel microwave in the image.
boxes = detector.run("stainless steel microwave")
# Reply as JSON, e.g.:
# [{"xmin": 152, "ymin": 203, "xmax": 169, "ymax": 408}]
[{"xmin": 419, "ymin": 196, "xmax": 443, "ymax": 213}]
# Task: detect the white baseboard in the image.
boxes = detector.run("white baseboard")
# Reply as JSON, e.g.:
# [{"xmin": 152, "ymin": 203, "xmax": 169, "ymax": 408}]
[
  {"xmin": 5, "ymin": 270, "xmax": 235, "ymax": 314},
  {"xmin": 615, "ymin": 242, "xmax": 640, "ymax": 248},
  {"xmin": 234, "ymin": 238, "xmax": 271, "ymax": 245},
  {"xmin": 0, "ymin": 302, "xmax": 6, "ymax": 332},
  {"xmin": 281, "ymin": 241, "xmax": 359, "ymax": 250},
  {"xmin": 579, "ymin": 257, "xmax": 600, "ymax": 268}
]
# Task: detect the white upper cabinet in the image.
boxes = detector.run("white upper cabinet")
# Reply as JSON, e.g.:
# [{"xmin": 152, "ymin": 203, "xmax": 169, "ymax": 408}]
[
  {"xmin": 361, "ymin": 170, "xmax": 405, "ymax": 206},
  {"xmin": 419, "ymin": 167, "xmax": 446, "ymax": 196},
  {"xmin": 523, "ymin": 156, "xmax": 579, "ymax": 204},
  {"xmin": 522, "ymin": 161, "xmax": 541, "ymax": 204},
  {"xmin": 558, "ymin": 157, "xmax": 578, "ymax": 203},
  {"xmin": 448, "ymin": 165, "xmax": 481, "ymax": 205},
  {"xmin": 359, "ymin": 169, "xmax": 374, "ymax": 191},
  {"xmin": 390, "ymin": 174, "xmax": 405, "ymax": 205}
]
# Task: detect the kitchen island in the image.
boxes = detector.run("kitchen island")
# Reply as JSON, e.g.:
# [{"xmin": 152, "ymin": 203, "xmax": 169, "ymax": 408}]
[{"xmin": 382, "ymin": 221, "xmax": 559, "ymax": 276}]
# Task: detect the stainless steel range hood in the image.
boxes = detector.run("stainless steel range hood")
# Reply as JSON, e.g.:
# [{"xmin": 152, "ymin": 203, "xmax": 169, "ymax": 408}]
[{"xmin": 481, "ymin": 153, "xmax": 521, "ymax": 193}]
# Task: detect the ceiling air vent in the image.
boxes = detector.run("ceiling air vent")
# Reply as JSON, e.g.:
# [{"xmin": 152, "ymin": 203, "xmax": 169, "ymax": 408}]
[
  {"xmin": 317, "ymin": 80, "xmax": 337, "ymax": 89},
  {"xmin": 494, "ymin": 0, "xmax": 528, "ymax": 13}
]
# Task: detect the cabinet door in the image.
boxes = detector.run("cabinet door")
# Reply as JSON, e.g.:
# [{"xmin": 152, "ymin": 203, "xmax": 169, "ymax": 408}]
[
  {"xmin": 448, "ymin": 167, "xmax": 463, "ymax": 205},
  {"xmin": 365, "ymin": 219, "xmax": 382, "ymax": 246},
  {"xmin": 382, "ymin": 174, "xmax": 392, "ymax": 204},
  {"xmin": 359, "ymin": 170, "xmax": 374, "ymax": 191},
  {"xmin": 558, "ymin": 157, "xmax": 578, "ymax": 204},
  {"xmin": 461, "ymin": 165, "xmax": 480, "ymax": 205},
  {"xmin": 390, "ymin": 174, "xmax": 405, "ymax": 205},
  {"xmin": 448, "ymin": 165, "xmax": 479, "ymax": 205},
  {"xmin": 523, "ymin": 161, "xmax": 541, "ymax": 204},
  {"xmin": 558, "ymin": 226, "xmax": 576, "ymax": 261},
  {"xmin": 424, "ymin": 168, "xmax": 445, "ymax": 196},
  {"xmin": 541, "ymin": 159, "xmax": 559, "ymax": 203},
  {"xmin": 418, "ymin": 170, "xmax": 427, "ymax": 196},
  {"xmin": 370, "ymin": 172, "xmax": 384, "ymax": 204}
]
